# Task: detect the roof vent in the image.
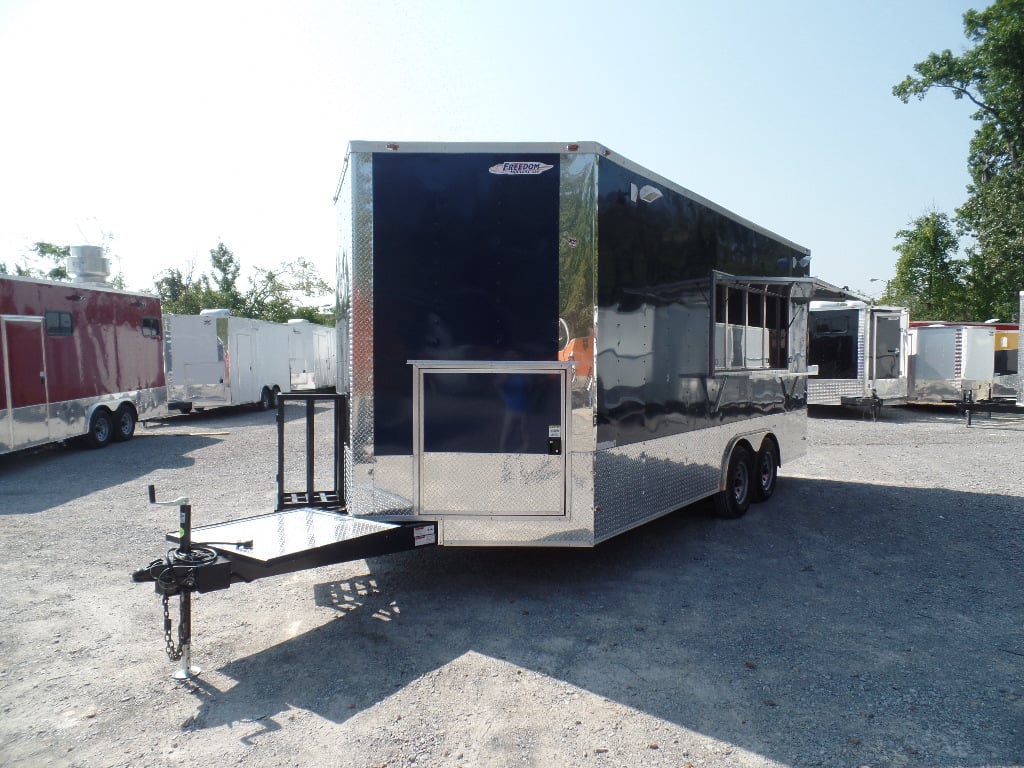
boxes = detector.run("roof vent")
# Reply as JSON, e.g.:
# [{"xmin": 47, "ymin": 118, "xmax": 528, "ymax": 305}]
[{"xmin": 67, "ymin": 245, "xmax": 110, "ymax": 284}]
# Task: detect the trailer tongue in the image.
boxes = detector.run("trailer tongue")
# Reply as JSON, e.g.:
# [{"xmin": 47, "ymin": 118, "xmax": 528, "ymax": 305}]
[{"xmin": 131, "ymin": 393, "xmax": 436, "ymax": 679}]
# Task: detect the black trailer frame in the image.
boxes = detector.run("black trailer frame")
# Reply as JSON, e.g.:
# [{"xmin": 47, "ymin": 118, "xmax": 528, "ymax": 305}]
[{"xmin": 956, "ymin": 389, "xmax": 1024, "ymax": 426}]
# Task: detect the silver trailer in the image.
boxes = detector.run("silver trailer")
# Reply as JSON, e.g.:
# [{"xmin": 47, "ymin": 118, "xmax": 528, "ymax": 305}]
[
  {"xmin": 164, "ymin": 310, "xmax": 292, "ymax": 413},
  {"xmin": 286, "ymin": 319, "xmax": 337, "ymax": 391},
  {"xmin": 908, "ymin": 322, "xmax": 1011, "ymax": 403},
  {"xmin": 338, "ymin": 141, "xmax": 815, "ymax": 543},
  {"xmin": 807, "ymin": 296, "xmax": 909, "ymax": 411}
]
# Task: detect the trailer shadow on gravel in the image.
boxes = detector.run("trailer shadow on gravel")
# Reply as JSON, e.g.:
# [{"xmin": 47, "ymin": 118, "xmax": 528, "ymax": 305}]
[
  {"xmin": 182, "ymin": 476, "xmax": 1023, "ymax": 767},
  {"xmin": 0, "ymin": 434, "xmax": 221, "ymax": 516}
]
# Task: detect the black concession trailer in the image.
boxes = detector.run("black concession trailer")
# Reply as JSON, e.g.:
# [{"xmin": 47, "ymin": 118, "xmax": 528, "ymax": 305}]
[{"xmin": 135, "ymin": 141, "xmax": 816, "ymax": 677}]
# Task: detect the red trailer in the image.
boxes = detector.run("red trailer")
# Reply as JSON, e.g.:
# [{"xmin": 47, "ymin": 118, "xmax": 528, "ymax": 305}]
[{"xmin": 0, "ymin": 273, "xmax": 167, "ymax": 454}]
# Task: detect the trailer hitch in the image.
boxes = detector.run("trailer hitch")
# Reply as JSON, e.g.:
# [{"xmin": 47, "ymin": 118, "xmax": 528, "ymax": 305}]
[{"xmin": 131, "ymin": 485, "xmax": 235, "ymax": 679}]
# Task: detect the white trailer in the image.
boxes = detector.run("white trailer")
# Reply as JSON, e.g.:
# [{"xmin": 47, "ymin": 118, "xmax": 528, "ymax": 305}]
[
  {"xmin": 286, "ymin": 319, "xmax": 337, "ymax": 391},
  {"xmin": 164, "ymin": 310, "xmax": 292, "ymax": 413},
  {"xmin": 908, "ymin": 322, "xmax": 1015, "ymax": 403},
  {"xmin": 807, "ymin": 297, "xmax": 910, "ymax": 412}
]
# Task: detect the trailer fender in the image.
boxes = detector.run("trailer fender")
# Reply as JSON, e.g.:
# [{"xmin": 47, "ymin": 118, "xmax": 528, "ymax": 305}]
[
  {"xmin": 752, "ymin": 435, "xmax": 780, "ymax": 502},
  {"xmin": 81, "ymin": 405, "xmax": 115, "ymax": 449},
  {"xmin": 717, "ymin": 436, "xmax": 756, "ymax": 490},
  {"xmin": 714, "ymin": 438, "xmax": 756, "ymax": 518},
  {"xmin": 113, "ymin": 402, "xmax": 139, "ymax": 442}
]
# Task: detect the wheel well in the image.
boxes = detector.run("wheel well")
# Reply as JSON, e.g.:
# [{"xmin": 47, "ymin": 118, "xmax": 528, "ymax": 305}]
[
  {"xmin": 116, "ymin": 401, "xmax": 138, "ymax": 419},
  {"xmin": 759, "ymin": 433, "xmax": 781, "ymax": 467},
  {"xmin": 86, "ymin": 404, "xmax": 113, "ymax": 422},
  {"xmin": 720, "ymin": 438, "xmax": 755, "ymax": 489}
]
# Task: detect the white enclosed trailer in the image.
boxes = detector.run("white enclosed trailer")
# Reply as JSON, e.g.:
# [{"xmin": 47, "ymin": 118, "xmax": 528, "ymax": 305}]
[
  {"xmin": 807, "ymin": 297, "xmax": 910, "ymax": 411},
  {"xmin": 164, "ymin": 310, "xmax": 292, "ymax": 413},
  {"xmin": 286, "ymin": 319, "xmax": 337, "ymax": 391},
  {"xmin": 908, "ymin": 322, "xmax": 1014, "ymax": 403}
]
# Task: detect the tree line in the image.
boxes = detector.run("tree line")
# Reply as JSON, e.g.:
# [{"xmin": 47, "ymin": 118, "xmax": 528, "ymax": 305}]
[
  {"xmin": 885, "ymin": 0, "xmax": 1023, "ymax": 322},
  {"xmin": 2, "ymin": 241, "xmax": 334, "ymax": 326}
]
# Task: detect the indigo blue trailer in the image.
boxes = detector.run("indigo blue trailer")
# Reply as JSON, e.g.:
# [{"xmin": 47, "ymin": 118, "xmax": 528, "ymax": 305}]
[
  {"xmin": 337, "ymin": 141, "xmax": 814, "ymax": 536},
  {"xmin": 135, "ymin": 141, "xmax": 818, "ymax": 677}
]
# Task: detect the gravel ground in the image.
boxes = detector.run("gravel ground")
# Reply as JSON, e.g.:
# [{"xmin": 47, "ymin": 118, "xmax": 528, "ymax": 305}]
[{"xmin": 1, "ymin": 403, "xmax": 1022, "ymax": 768}]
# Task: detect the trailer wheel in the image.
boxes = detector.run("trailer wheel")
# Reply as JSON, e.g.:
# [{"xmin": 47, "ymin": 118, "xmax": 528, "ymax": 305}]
[
  {"xmin": 714, "ymin": 444, "xmax": 753, "ymax": 519},
  {"xmin": 84, "ymin": 408, "xmax": 114, "ymax": 449},
  {"xmin": 752, "ymin": 440, "xmax": 778, "ymax": 502},
  {"xmin": 113, "ymin": 405, "xmax": 137, "ymax": 442},
  {"xmin": 258, "ymin": 387, "xmax": 273, "ymax": 410}
]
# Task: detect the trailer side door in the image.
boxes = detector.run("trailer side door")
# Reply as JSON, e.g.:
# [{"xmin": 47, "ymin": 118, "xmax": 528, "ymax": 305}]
[
  {"xmin": 413, "ymin": 361, "xmax": 571, "ymax": 517},
  {"xmin": 1, "ymin": 316, "xmax": 49, "ymax": 453}
]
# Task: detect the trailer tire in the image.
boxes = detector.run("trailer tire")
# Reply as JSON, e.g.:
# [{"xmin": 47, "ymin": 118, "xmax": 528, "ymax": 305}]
[
  {"xmin": 84, "ymin": 408, "xmax": 114, "ymax": 449},
  {"xmin": 714, "ymin": 443, "xmax": 754, "ymax": 519},
  {"xmin": 752, "ymin": 440, "xmax": 778, "ymax": 502},
  {"xmin": 113, "ymin": 405, "xmax": 137, "ymax": 442},
  {"xmin": 258, "ymin": 387, "xmax": 273, "ymax": 411}
]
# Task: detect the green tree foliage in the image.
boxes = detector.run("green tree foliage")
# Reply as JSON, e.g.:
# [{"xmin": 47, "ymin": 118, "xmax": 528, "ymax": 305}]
[
  {"xmin": 156, "ymin": 242, "xmax": 334, "ymax": 325},
  {"xmin": 882, "ymin": 212, "xmax": 967, "ymax": 320},
  {"xmin": 0, "ymin": 242, "xmax": 71, "ymax": 280},
  {"xmin": 1, "ymin": 241, "xmax": 131, "ymax": 287},
  {"xmin": 894, "ymin": 0, "xmax": 1024, "ymax": 321}
]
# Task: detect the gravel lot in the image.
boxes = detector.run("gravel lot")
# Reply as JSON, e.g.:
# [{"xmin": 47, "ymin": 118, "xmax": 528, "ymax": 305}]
[{"xmin": 1, "ymin": 404, "xmax": 1022, "ymax": 768}]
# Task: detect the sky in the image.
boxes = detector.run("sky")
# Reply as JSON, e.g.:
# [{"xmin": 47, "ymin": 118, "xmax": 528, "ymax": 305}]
[{"xmin": 0, "ymin": 0, "xmax": 982, "ymax": 300}]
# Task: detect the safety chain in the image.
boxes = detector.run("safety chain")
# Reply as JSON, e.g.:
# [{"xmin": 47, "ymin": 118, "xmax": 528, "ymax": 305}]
[{"xmin": 162, "ymin": 593, "xmax": 184, "ymax": 661}]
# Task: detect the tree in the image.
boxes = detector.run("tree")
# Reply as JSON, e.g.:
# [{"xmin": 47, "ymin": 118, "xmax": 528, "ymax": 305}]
[
  {"xmin": 156, "ymin": 243, "xmax": 334, "ymax": 325},
  {"xmin": 882, "ymin": 211, "xmax": 967, "ymax": 320},
  {"xmin": 894, "ymin": 0, "xmax": 1024, "ymax": 321},
  {"xmin": 0, "ymin": 242, "xmax": 71, "ymax": 280}
]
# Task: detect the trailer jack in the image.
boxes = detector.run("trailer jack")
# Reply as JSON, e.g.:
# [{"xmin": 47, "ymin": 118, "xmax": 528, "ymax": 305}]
[{"xmin": 132, "ymin": 485, "xmax": 239, "ymax": 679}]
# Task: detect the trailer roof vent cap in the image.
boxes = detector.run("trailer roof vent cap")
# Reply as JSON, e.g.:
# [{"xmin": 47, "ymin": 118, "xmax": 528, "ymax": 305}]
[
  {"xmin": 67, "ymin": 245, "xmax": 110, "ymax": 285},
  {"xmin": 199, "ymin": 308, "xmax": 231, "ymax": 317}
]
